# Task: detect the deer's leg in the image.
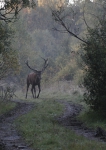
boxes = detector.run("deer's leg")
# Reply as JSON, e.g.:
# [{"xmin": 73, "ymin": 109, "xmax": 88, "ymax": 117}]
[
  {"xmin": 31, "ymin": 85, "xmax": 35, "ymax": 98},
  {"xmin": 33, "ymin": 86, "xmax": 36, "ymax": 98},
  {"xmin": 37, "ymin": 84, "xmax": 41, "ymax": 98},
  {"xmin": 26, "ymin": 83, "xmax": 30, "ymax": 99}
]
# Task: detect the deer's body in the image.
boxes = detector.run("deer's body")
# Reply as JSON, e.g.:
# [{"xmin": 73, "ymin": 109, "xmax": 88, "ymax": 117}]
[
  {"xmin": 25, "ymin": 58, "xmax": 48, "ymax": 99},
  {"xmin": 27, "ymin": 72, "xmax": 39, "ymax": 85},
  {"xmin": 26, "ymin": 72, "xmax": 41, "ymax": 98}
]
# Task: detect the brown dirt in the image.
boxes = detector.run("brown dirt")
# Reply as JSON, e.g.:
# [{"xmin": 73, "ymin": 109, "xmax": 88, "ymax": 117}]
[{"xmin": 0, "ymin": 99, "xmax": 106, "ymax": 150}]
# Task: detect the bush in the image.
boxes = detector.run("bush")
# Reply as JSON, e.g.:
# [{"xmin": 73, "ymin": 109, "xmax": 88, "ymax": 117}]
[{"xmin": 81, "ymin": 22, "xmax": 106, "ymax": 112}]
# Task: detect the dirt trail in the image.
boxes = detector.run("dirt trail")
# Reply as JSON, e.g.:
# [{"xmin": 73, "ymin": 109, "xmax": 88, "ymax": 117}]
[
  {"xmin": 0, "ymin": 99, "xmax": 106, "ymax": 150},
  {"xmin": 0, "ymin": 100, "xmax": 34, "ymax": 150},
  {"xmin": 57, "ymin": 100, "xmax": 106, "ymax": 142}
]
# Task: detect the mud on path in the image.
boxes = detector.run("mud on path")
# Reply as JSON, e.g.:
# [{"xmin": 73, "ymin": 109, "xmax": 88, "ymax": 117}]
[
  {"xmin": 57, "ymin": 100, "xmax": 106, "ymax": 142},
  {"xmin": 0, "ymin": 100, "xmax": 35, "ymax": 150},
  {"xmin": 0, "ymin": 100, "xmax": 106, "ymax": 150}
]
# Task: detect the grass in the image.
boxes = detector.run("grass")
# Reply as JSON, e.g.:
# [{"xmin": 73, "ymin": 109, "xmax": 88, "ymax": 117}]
[
  {"xmin": 16, "ymin": 98, "xmax": 106, "ymax": 150},
  {"xmin": 1, "ymin": 83, "xmax": 106, "ymax": 149},
  {"xmin": 15, "ymin": 86, "xmax": 84, "ymax": 104},
  {"xmin": 0, "ymin": 99, "xmax": 16, "ymax": 115},
  {"xmin": 78, "ymin": 109, "xmax": 106, "ymax": 130}
]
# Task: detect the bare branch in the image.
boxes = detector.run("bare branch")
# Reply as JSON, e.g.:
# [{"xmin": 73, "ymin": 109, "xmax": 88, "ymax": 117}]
[
  {"xmin": 51, "ymin": 7, "xmax": 88, "ymax": 44},
  {"xmin": 82, "ymin": 1, "xmax": 91, "ymax": 30},
  {"xmin": 0, "ymin": 0, "xmax": 36, "ymax": 22}
]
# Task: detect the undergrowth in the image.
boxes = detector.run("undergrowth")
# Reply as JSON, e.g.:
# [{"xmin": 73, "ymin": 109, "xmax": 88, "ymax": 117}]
[
  {"xmin": 0, "ymin": 100, "xmax": 16, "ymax": 115},
  {"xmin": 78, "ymin": 109, "xmax": 106, "ymax": 130},
  {"xmin": 16, "ymin": 99, "xmax": 106, "ymax": 150}
]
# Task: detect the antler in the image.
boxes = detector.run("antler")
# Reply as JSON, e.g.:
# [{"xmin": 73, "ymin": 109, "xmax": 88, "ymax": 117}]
[
  {"xmin": 25, "ymin": 60, "xmax": 38, "ymax": 72},
  {"xmin": 25, "ymin": 57, "xmax": 48, "ymax": 73},
  {"xmin": 41, "ymin": 57, "xmax": 48, "ymax": 72}
]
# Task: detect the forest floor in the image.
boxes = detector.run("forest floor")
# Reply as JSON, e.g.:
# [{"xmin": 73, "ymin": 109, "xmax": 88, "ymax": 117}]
[{"xmin": 0, "ymin": 99, "xmax": 106, "ymax": 150}]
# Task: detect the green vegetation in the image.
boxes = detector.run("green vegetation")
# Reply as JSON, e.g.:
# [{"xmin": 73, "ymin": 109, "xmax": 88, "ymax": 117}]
[
  {"xmin": 52, "ymin": 0, "xmax": 106, "ymax": 113},
  {"xmin": 12, "ymin": 1, "xmax": 106, "ymax": 114},
  {"xmin": 16, "ymin": 98, "xmax": 106, "ymax": 150},
  {"xmin": 0, "ymin": 0, "xmax": 34, "ymax": 22},
  {"xmin": 1, "ymin": 1, "xmax": 106, "ymax": 149},
  {"xmin": 81, "ymin": 22, "xmax": 106, "ymax": 112},
  {"xmin": 0, "ymin": 22, "xmax": 20, "ymax": 80},
  {"xmin": 0, "ymin": 0, "xmax": 35, "ymax": 80},
  {"xmin": 51, "ymin": 0, "xmax": 106, "ymax": 112},
  {"xmin": 0, "ymin": 101, "xmax": 16, "ymax": 115},
  {"xmin": 78, "ymin": 109, "xmax": 106, "ymax": 131},
  {"xmin": 11, "ymin": 2, "xmax": 84, "ymax": 86},
  {"xmin": 1, "ymin": 0, "xmax": 106, "ymax": 113}
]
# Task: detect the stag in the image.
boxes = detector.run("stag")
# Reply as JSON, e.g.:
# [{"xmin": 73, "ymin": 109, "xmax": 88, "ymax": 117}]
[{"xmin": 25, "ymin": 58, "xmax": 48, "ymax": 99}]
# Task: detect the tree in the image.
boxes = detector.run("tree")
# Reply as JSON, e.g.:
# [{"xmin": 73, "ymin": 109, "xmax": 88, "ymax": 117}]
[
  {"xmin": 0, "ymin": 0, "xmax": 36, "ymax": 22},
  {"xmin": 81, "ymin": 21, "xmax": 106, "ymax": 112},
  {"xmin": 0, "ymin": 22, "xmax": 19, "ymax": 80},
  {"xmin": 52, "ymin": 0, "xmax": 106, "ymax": 112},
  {"xmin": 51, "ymin": 3, "xmax": 88, "ymax": 44},
  {"xmin": 0, "ymin": 0, "xmax": 36, "ymax": 80}
]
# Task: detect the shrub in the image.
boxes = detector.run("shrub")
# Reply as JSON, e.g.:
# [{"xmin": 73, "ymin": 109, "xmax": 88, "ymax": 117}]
[{"xmin": 81, "ymin": 22, "xmax": 106, "ymax": 112}]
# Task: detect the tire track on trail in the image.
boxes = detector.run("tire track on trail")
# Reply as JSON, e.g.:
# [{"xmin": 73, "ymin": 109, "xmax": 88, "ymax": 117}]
[
  {"xmin": 0, "ymin": 101, "xmax": 35, "ymax": 150},
  {"xmin": 0, "ymin": 99, "xmax": 106, "ymax": 150},
  {"xmin": 57, "ymin": 100, "xmax": 106, "ymax": 142}
]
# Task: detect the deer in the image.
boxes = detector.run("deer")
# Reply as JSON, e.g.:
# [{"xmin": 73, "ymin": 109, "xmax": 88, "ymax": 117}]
[{"xmin": 25, "ymin": 57, "xmax": 48, "ymax": 99}]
